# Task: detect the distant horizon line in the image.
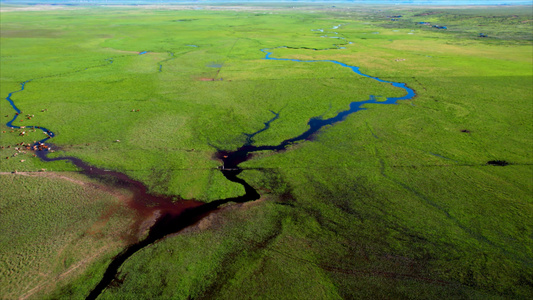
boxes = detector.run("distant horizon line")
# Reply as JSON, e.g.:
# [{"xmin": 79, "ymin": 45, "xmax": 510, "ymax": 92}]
[{"xmin": 1, "ymin": 0, "xmax": 531, "ymax": 6}]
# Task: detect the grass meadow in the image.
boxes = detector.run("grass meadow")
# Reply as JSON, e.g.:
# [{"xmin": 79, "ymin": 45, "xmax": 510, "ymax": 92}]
[
  {"xmin": 0, "ymin": 173, "xmax": 136, "ymax": 299},
  {"xmin": 1, "ymin": 4, "xmax": 532, "ymax": 299}
]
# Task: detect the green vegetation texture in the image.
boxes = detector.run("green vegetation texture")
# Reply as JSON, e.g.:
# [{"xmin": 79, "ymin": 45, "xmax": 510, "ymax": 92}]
[
  {"xmin": 0, "ymin": 173, "xmax": 136, "ymax": 299},
  {"xmin": 1, "ymin": 4, "xmax": 532, "ymax": 299}
]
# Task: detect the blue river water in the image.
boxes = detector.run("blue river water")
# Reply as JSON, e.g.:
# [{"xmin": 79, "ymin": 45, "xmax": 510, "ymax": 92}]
[
  {"xmin": 217, "ymin": 48, "xmax": 416, "ymax": 169},
  {"xmin": 262, "ymin": 48, "xmax": 415, "ymax": 103},
  {"xmin": 3, "ymin": 29, "xmax": 417, "ymax": 300},
  {"xmin": 4, "ymin": 46, "xmax": 416, "ymax": 167},
  {"xmin": 5, "ymin": 81, "xmax": 55, "ymax": 143},
  {"xmin": 4, "ymin": 58, "xmax": 117, "ymax": 146}
]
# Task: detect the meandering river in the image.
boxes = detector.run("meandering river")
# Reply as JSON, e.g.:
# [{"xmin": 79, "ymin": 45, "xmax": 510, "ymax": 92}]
[{"xmin": 4, "ymin": 33, "xmax": 415, "ymax": 299}]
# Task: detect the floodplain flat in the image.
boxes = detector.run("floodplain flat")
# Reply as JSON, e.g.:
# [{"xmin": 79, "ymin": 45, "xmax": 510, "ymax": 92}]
[{"xmin": 1, "ymin": 2, "xmax": 532, "ymax": 299}]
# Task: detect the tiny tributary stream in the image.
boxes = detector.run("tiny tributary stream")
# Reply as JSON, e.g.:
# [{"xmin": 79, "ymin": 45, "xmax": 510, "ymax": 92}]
[{"xmin": 4, "ymin": 33, "xmax": 415, "ymax": 298}]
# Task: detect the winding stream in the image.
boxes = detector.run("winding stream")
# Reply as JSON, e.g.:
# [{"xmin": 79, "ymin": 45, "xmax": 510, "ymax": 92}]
[
  {"xmin": 3, "ymin": 29, "xmax": 415, "ymax": 299},
  {"xmin": 217, "ymin": 48, "xmax": 414, "ymax": 169}
]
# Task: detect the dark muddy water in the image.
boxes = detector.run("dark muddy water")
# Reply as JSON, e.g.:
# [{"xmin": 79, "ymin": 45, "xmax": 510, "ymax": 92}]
[
  {"xmin": 217, "ymin": 48, "xmax": 415, "ymax": 170},
  {"xmin": 4, "ymin": 37, "xmax": 415, "ymax": 298}
]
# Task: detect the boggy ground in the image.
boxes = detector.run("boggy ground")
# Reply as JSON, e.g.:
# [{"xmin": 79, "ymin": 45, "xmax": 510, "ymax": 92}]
[{"xmin": 1, "ymin": 4, "xmax": 532, "ymax": 299}]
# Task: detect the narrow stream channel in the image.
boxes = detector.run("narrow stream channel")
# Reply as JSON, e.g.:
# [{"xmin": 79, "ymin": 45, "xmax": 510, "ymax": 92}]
[{"xmin": 4, "ymin": 35, "xmax": 415, "ymax": 299}]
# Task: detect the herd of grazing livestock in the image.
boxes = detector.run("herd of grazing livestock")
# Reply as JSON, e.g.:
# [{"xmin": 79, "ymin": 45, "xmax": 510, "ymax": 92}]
[
  {"xmin": 3, "ymin": 108, "xmax": 133, "ymax": 165},
  {"xmin": 3, "ymin": 110, "xmax": 54, "ymax": 162},
  {"xmin": 2, "ymin": 130, "xmax": 54, "ymax": 162}
]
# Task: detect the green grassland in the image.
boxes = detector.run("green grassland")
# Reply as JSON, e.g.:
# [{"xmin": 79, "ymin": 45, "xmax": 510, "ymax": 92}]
[
  {"xmin": 0, "ymin": 173, "xmax": 137, "ymax": 299},
  {"xmin": 373, "ymin": 7, "xmax": 533, "ymax": 43},
  {"xmin": 1, "ymin": 4, "xmax": 532, "ymax": 299}
]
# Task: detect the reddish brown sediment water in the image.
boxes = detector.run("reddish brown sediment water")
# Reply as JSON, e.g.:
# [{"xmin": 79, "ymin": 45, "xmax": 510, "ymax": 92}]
[
  {"xmin": 5, "ymin": 41, "xmax": 416, "ymax": 298},
  {"xmin": 33, "ymin": 150, "xmax": 260, "ymax": 300}
]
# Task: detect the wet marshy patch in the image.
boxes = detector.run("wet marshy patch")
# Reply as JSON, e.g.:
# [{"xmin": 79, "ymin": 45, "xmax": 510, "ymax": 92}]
[
  {"xmin": 207, "ymin": 63, "xmax": 223, "ymax": 68},
  {"xmin": 487, "ymin": 160, "xmax": 509, "ymax": 166}
]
